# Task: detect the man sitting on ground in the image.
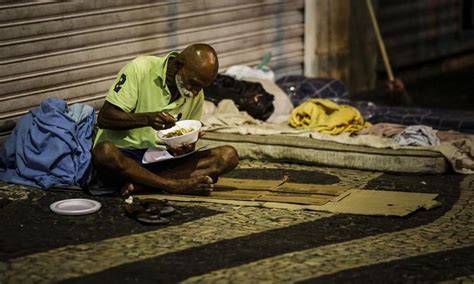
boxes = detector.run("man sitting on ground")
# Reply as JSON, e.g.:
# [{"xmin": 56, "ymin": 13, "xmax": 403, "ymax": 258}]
[{"xmin": 93, "ymin": 43, "xmax": 239, "ymax": 196}]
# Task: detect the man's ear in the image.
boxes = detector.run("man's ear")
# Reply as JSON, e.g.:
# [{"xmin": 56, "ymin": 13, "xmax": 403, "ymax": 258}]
[{"xmin": 174, "ymin": 57, "xmax": 185, "ymax": 70}]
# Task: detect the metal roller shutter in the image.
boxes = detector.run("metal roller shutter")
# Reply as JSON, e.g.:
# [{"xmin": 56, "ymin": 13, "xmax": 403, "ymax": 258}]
[
  {"xmin": 377, "ymin": 0, "xmax": 474, "ymax": 77},
  {"xmin": 0, "ymin": 0, "xmax": 304, "ymax": 140}
]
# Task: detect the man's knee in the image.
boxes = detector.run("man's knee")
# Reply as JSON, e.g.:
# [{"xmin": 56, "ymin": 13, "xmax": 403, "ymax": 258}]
[
  {"xmin": 217, "ymin": 145, "xmax": 239, "ymax": 170},
  {"xmin": 93, "ymin": 141, "xmax": 127, "ymax": 171}
]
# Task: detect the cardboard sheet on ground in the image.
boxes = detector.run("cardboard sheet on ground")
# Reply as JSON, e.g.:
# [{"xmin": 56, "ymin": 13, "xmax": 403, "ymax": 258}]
[
  {"xmin": 315, "ymin": 189, "xmax": 440, "ymax": 216},
  {"xmin": 138, "ymin": 178, "xmax": 439, "ymax": 217}
]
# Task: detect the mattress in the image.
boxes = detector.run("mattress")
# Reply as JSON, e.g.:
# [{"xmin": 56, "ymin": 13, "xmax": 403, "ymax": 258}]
[{"xmin": 198, "ymin": 132, "xmax": 448, "ymax": 174}]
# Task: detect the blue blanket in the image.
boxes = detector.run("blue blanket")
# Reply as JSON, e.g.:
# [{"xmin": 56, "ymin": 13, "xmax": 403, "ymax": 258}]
[{"xmin": 0, "ymin": 98, "xmax": 95, "ymax": 189}]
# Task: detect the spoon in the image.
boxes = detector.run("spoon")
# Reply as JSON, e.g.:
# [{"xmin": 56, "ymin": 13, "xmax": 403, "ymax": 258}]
[{"xmin": 173, "ymin": 113, "xmax": 183, "ymax": 131}]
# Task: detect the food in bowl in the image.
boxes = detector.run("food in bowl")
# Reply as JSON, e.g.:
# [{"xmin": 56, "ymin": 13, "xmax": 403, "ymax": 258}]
[
  {"xmin": 163, "ymin": 127, "xmax": 194, "ymax": 138},
  {"xmin": 157, "ymin": 120, "xmax": 202, "ymax": 147}
]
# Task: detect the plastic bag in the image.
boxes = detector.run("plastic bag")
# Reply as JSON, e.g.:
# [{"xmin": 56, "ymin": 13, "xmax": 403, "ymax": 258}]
[{"xmin": 204, "ymin": 74, "xmax": 275, "ymax": 121}]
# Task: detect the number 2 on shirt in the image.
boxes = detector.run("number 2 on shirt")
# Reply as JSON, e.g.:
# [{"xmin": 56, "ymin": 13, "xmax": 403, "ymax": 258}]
[{"xmin": 114, "ymin": 74, "xmax": 127, "ymax": 93}]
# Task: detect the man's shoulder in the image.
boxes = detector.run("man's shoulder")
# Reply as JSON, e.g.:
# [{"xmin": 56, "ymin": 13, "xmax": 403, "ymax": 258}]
[
  {"xmin": 130, "ymin": 55, "xmax": 161, "ymax": 68},
  {"xmin": 132, "ymin": 51, "xmax": 177, "ymax": 65},
  {"xmin": 126, "ymin": 55, "xmax": 164, "ymax": 79}
]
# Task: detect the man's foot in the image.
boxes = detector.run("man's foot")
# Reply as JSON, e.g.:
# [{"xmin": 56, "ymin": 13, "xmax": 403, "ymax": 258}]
[
  {"xmin": 167, "ymin": 175, "xmax": 214, "ymax": 196},
  {"xmin": 122, "ymin": 176, "xmax": 214, "ymax": 196},
  {"xmin": 121, "ymin": 182, "xmax": 142, "ymax": 197}
]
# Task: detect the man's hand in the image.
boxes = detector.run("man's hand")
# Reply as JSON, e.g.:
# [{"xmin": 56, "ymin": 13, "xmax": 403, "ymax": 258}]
[
  {"xmin": 197, "ymin": 131, "xmax": 205, "ymax": 139},
  {"xmin": 147, "ymin": 112, "xmax": 176, "ymax": 130},
  {"xmin": 167, "ymin": 131, "xmax": 205, "ymax": 156},
  {"xmin": 167, "ymin": 142, "xmax": 196, "ymax": 156},
  {"xmin": 96, "ymin": 102, "xmax": 181, "ymax": 130}
]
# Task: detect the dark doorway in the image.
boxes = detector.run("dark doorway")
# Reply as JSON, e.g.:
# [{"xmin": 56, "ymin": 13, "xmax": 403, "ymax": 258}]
[{"xmin": 462, "ymin": 0, "xmax": 474, "ymax": 30}]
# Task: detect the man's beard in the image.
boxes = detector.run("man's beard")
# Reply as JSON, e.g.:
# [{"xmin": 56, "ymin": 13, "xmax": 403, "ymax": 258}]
[{"xmin": 175, "ymin": 74, "xmax": 194, "ymax": 98}]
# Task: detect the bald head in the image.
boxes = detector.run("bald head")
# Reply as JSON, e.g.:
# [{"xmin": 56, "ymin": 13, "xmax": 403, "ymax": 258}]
[
  {"xmin": 176, "ymin": 43, "xmax": 218, "ymax": 88},
  {"xmin": 168, "ymin": 44, "xmax": 219, "ymax": 98}
]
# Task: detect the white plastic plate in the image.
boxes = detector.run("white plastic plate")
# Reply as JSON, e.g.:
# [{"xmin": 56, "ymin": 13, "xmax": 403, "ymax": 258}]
[
  {"xmin": 142, "ymin": 145, "xmax": 208, "ymax": 164},
  {"xmin": 50, "ymin": 198, "xmax": 102, "ymax": 216}
]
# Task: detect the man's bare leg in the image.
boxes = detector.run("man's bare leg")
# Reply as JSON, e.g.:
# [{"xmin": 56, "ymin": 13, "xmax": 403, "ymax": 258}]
[
  {"xmin": 124, "ymin": 145, "xmax": 239, "ymax": 195},
  {"xmin": 92, "ymin": 141, "xmax": 239, "ymax": 196},
  {"xmin": 145, "ymin": 146, "xmax": 239, "ymax": 181}
]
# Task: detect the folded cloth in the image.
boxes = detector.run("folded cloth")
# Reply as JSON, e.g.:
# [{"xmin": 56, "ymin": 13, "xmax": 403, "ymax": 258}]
[
  {"xmin": 0, "ymin": 98, "xmax": 95, "ymax": 189},
  {"xmin": 434, "ymin": 138, "xmax": 474, "ymax": 174},
  {"xmin": 437, "ymin": 130, "xmax": 467, "ymax": 142},
  {"xmin": 394, "ymin": 125, "xmax": 440, "ymax": 146},
  {"xmin": 358, "ymin": 123, "xmax": 406, "ymax": 137},
  {"xmin": 202, "ymin": 99, "xmax": 260, "ymax": 127},
  {"xmin": 289, "ymin": 99, "xmax": 371, "ymax": 135}
]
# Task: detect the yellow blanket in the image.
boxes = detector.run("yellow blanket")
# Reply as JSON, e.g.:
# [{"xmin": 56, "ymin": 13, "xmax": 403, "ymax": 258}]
[{"xmin": 289, "ymin": 99, "xmax": 371, "ymax": 135}]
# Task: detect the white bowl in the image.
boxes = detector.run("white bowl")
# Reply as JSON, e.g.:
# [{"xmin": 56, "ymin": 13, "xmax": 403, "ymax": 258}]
[{"xmin": 157, "ymin": 120, "xmax": 202, "ymax": 147}]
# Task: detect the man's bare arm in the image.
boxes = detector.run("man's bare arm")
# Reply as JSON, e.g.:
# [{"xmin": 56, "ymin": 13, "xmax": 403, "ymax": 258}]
[{"xmin": 97, "ymin": 101, "xmax": 176, "ymax": 130}]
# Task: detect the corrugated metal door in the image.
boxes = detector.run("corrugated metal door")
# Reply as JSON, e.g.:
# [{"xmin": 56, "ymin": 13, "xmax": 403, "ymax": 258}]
[
  {"xmin": 0, "ymin": 0, "xmax": 304, "ymax": 141},
  {"xmin": 378, "ymin": 0, "xmax": 474, "ymax": 79}
]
